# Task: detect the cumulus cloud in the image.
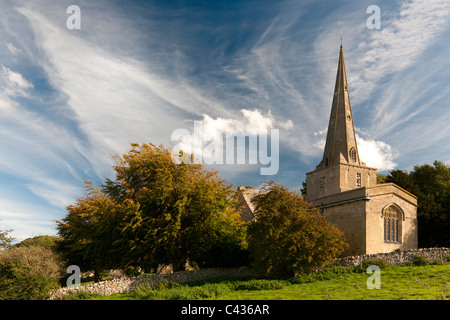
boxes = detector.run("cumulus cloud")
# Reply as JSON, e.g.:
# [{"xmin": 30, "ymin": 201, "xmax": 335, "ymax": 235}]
[
  {"xmin": 171, "ymin": 109, "xmax": 290, "ymax": 175},
  {"xmin": 173, "ymin": 109, "xmax": 291, "ymax": 151},
  {"xmin": 356, "ymin": 135, "xmax": 397, "ymax": 171},
  {"xmin": 313, "ymin": 129, "xmax": 397, "ymax": 172},
  {"xmin": 203, "ymin": 109, "xmax": 293, "ymax": 135}
]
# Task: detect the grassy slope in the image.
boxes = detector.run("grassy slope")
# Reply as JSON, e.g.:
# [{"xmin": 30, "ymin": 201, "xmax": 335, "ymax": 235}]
[
  {"xmin": 86, "ymin": 264, "xmax": 450, "ymax": 300},
  {"xmin": 215, "ymin": 265, "xmax": 450, "ymax": 300}
]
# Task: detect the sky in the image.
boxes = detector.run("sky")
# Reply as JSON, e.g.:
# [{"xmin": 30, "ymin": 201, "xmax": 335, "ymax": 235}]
[{"xmin": 0, "ymin": 0, "xmax": 449, "ymax": 242}]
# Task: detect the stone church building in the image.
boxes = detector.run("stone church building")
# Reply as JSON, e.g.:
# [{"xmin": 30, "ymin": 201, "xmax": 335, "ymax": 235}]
[{"xmin": 239, "ymin": 44, "xmax": 418, "ymax": 256}]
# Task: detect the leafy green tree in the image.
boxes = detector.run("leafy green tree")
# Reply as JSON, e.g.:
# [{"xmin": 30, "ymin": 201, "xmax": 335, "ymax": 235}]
[
  {"xmin": 376, "ymin": 173, "xmax": 387, "ymax": 184},
  {"xmin": 103, "ymin": 143, "xmax": 246, "ymax": 271},
  {"xmin": 57, "ymin": 181, "xmax": 141, "ymax": 281},
  {"xmin": 0, "ymin": 227, "xmax": 14, "ymax": 250},
  {"xmin": 385, "ymin": 169, "xmax": 419, "ymax": 195},
  {"xmin": 57, "ymin": 143, "xmax": 246, "ymax": 276},
  {"xmin": 410, "ymin": 161, "xmax": 449, "ymax": 247},
  {"xmin": 300, "ymin": 180, "xmax": 307, "ymax": 196},
  {"xmin": 386, "ymin": 161, "xmax": 450, "ymax": 247},
  {"xmin": 247, "ymin": 182, "xmax": 348, "ymax": 277},
  {"xmin": 15, "ymin": 235, "xmax": 60, "ymax": 250}
]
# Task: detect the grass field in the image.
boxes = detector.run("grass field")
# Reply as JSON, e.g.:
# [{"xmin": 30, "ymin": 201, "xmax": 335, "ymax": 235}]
[{"xmin": 64, "ymin": 264, "xmax": 450, "ymax": 300}]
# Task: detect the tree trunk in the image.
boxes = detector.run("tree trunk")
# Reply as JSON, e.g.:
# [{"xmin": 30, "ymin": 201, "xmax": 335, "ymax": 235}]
[
  {"xmin": 171, "ymin": 260, "xmax": 185, "ymax": 272},
  {"xmin": 94, "ymin": 270, "xmax": 103, "ymax": 282}
]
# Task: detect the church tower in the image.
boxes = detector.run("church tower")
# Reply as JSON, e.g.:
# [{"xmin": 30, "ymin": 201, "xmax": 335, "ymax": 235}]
[
  {"xmin": 305, "ymin": 44, "xmax": 418, "ymax": 256},
  {"xmin": 306, "ymin": 44, "xmax": 377, "ymax": 201}
]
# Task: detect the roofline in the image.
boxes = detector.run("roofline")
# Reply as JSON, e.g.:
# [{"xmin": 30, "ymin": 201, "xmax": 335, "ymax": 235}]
[{"xmin": 367, "ymin": 182, "xmax": 418, "ymax": 199}]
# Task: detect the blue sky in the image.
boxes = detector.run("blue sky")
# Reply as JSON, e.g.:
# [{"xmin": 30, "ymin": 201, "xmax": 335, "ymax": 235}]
[{"xmin": 0, "ymin": 0, "xmax": 449, "ymax": 241}]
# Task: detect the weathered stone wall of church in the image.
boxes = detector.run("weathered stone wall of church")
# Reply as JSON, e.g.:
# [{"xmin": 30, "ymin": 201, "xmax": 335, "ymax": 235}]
[
  {"xmin": 306, "ymin": 165, "xmax": 341, "ymax": 202},
  {"xmin": 322, "ymin": 199, "xmax": 367, "ymax": 256},
  {"xmin": 306, "ymin": 163, "xmax": 376, "ymax": 203},
  {"xmin": 339, "ymin": 164, "xmax": 377, "ymax": 192}
]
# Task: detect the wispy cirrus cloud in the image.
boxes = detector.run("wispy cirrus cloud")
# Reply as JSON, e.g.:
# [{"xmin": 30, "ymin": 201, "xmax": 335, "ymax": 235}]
[
  {"xmin": 351, "ymin": 0, "xmax": 450, "ymax": 106},
  {"xmin": 311, "ymin": 0, "xmax": 450, "ymax": 171},
  {"xmin": 15, "ymin": 5, "xmax": 223, "ymax": 179},
  {"xmin": 5, "ymin": 43, "xmax": 22, "ymax": 56},
  {"xmin": 1, "ymin": 65, "xmax": 33, "ymax": 97}
]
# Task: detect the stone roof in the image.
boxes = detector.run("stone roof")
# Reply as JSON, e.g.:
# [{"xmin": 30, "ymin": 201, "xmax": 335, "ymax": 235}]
[{"xmin": 236, "ymin": 186, "xmax": 266, "ymax": 222}]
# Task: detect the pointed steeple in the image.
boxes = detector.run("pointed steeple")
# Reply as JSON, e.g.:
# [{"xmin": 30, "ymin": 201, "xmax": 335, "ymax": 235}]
[
  {"xmin": 318, "ymin": 44, "xmax": 361, "ymax": 169},
  {"xmin": 306, "ymin": 42, "xmax": 377, "ymax": 202}
]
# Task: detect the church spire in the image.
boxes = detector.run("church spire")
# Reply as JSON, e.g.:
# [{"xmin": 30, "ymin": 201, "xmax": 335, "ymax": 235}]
[
  {"xmin": 306, "ymin": 42, "xmax": 377, "ymax": 201},
  {"xmin": 318, "ymin": 44, "xmax": 360, "ymax": 168}
]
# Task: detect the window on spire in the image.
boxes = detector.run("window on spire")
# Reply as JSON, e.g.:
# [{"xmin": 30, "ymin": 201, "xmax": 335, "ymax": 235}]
[{"xmin": 349, "ymin": 147, "xmax": 356, "ymax": 162}]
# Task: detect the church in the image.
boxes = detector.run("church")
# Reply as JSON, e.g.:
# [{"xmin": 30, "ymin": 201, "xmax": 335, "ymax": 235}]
[{"xmin": 239, "ymin": 44, "xmax": 418, "ymax": 257}]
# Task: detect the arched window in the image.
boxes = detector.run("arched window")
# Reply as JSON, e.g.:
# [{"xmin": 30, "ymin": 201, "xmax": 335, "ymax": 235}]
[
  {"xmin": 382, "ymin": 205, "xmax": 403, "ymax": 243},
  {"xmin": 349, "ymin": 147, "xmax": 356, "ymax": 162}
]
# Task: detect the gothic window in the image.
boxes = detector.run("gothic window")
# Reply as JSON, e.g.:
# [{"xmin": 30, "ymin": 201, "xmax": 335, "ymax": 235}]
[
  {"xmin": 349, "ymin": 147, "xmax": 356, "ymax": 162},
  {"xmin": 382, "ymin": 205, "xmax": 403, "ymax": 243},
  {"xmin": 356, "ymin": 173, "xmax": 361, "ymax": 187}
]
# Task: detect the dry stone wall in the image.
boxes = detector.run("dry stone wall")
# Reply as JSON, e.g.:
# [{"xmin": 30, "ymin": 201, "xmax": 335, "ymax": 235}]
[
  {"xmin": 49, "ymin": 248, "xmax": 450, "ymax": 299},
  {"xmin": 334, "ymin": 247, "xmax": 450, "ymax": 268},
  {"xmin": 49, "ymin": 267, "xmax": 257, "ymax": 300}
]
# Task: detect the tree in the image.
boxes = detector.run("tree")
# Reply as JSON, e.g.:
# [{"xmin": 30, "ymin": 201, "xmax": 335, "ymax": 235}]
[
  {"xmin": 300, "ymin": 180, "xmax": 307, "ymax": 196},
  {"xmin": 376, "ymin": 173, "xmax": 387, "ymax": 184},
  {"xmin": 104, "ymin": 143, "xmax": 246, "ymax": 271},
  {"xmin": 0, "ymin": 226, "xmax": 14, "ymax": 250},
  {"xmin": 57, "ymin": 181, "xmax": 140, "ymax": 281},
  {"xmin": 385, "ymin": 161, "xmax": 450, "ymax": 247},
  {"xmin": 247, "ymin": 182, "xmax": 348, "ymax": 277},
  {"xmin": 57, "ymin": 143, "xmax": 246, "ymax": 275},
  {"xmin": 15, "ymin": 235, "xmax": 60, "ymax": 250},
  {"xmin": 0, "ymin": 245, "xmax": 64, "ymax": 299},
  {"xmin": 385, "ymin": 169, "xmax": 419, "ymax": 195}
]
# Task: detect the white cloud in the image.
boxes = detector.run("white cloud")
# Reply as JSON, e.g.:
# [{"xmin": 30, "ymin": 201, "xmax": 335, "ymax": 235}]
[
  {"xmin": 356, "ymin": 135, "xmax": 397, "ymax": 171},
  {"xmin": 171, "ymin": 109, "xmax": 288, "ymax": 176},
  {"xmin": 313, "ymin": 129, "xmax": 327, "ymax": 150},
  {"xmin": 202, "ymin": 109, "xmax": 292, "ymax": 135},
  {"xmin": 0, "ymin": 198, "xmax": 60, "ymax": 242},
  {"xmin": 310, "ymin": 0, "xmax": 450, "ymax": 171},
  {"xmin": 313, "ymin": 129, "xmax": 397, "ymax": 172},
  {"xmin": 6, "ymin": 43, "xmax": 22, "ymax": 56},
  {"xmin": 1, "ymin": 65, "xmax": 33, "ymax": 97},
  {"xmin": 174, "ymin": 109, "xmax": 290, "ymax": 154},
  {"xmin": 26, "ymin": 177, "xmax": 82, "ymax": 208},
  {"xmin": 15, "ymin": 5, "xmax": 243, "ymax": 180},
  {"xmin": 352, "ymin": 0, "xmax": 450, "ymax": 105}
]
